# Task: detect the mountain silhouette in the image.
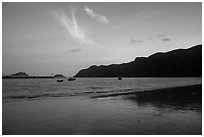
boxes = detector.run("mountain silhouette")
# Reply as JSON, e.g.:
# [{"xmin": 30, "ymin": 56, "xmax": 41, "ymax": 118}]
[
  {"xmin": 54, "ymin": 74, "xmax": 66, "ymax": 78},
  {"xmin": 10, "ymin": 72, "xmax": 29, "ymax": 77},
  {"xmin": 75, "ymin": 44, "xmax": 202, "ymax": 77}
]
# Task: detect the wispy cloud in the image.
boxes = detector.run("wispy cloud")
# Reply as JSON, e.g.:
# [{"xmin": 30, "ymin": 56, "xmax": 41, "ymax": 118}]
[
  {"xmin": 129, "ymin": 33, "xmax": 171, "ymax": 45},
  {"xmin": 69, "ymin": 48, "xmax": 82, "ymax": 52},
  {"xmin": 54, "ymin": 10, "xmax": 95, "ymax": 45},
  {"xmin": 84, "ymin": 6, "xmax": 110, "ymax": 24},
  {"xmin": 161, "ymin": 38, "xmax": 171, "ymax": 42},
  {"xmin": 157, "ymin": 34, "xmax": 171, "ymax": 42},
  {"xmin": 129, "ymin": 39, "xmax": 143, "ymax": 44}
]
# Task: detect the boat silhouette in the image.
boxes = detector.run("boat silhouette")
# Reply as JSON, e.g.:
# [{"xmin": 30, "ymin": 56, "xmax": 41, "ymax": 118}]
[
  {"xmin": 118, "ymin": 77, "xmax": 122, "ymax": 80},
  {"xmin": 57, "ymin": 79, "xmax": 63, "ymax": 82},
  {"xmin": 68, "ymin": 77, "xmax": 76, "ymax": 81}
]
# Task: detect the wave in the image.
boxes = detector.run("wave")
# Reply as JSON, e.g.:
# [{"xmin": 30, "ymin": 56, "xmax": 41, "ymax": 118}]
[
  {"xmin": 4, "ymin": 84, "xmax": 201, "ymax": 101},
  {"xmin": 5, "ymin": 93, "xmax": 76, "ymax": 100},
  {"xmin": 4, "ymin": 88, "xmax": 137, "ymax": 101},
  {"xmin": 91, "ymin": 84, "xmax": 202, "ymax": 98}
]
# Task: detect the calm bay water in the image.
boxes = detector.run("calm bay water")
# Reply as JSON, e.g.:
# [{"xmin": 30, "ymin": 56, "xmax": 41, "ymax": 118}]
[{"xmin": 3, "ymin": 77, "xmax": 202, "ymax": 102}]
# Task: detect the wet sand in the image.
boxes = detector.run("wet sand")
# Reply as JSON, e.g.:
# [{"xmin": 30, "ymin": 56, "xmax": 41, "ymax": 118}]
[{"xmin": 2, "ymin": 84, "xmax": 202, "ymax": 135}]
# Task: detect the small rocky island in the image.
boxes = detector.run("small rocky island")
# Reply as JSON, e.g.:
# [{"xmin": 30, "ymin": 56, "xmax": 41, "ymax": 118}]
[
  {"xmin": 3, "ymin": 72, "xmax": 54, "ymax": 79},
  {"xmin": 10, "ymin": 72, "xmax": 29, "ymax": 77},
  {"xmin": 53, "ymin": 74, "xmax": 66, "ymax": 78}
]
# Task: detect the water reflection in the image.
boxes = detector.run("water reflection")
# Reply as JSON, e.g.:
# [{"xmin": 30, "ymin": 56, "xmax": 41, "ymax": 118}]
[{"xmin": 123, "ymin": 85, "xmax": 202, "ymax": 113}]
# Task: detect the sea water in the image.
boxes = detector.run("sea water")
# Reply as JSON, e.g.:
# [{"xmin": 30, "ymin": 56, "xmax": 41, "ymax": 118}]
[
  {"xmin": 2, "ymin": 77, "xmax": 202, "ymax": 102},
  {"xmin": 2, "ymin": 77, "xmax": 202, "ymax": 134}
]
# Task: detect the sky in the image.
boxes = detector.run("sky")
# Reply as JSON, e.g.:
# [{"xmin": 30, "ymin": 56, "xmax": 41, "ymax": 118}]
[{"xmin": 2, "ymin": 2, "xmax": 202, "ymax": 76}]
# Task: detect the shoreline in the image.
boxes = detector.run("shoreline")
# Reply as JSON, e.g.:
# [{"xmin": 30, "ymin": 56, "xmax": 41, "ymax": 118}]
[
  {"xmin": 3, "ymin": 84, "xmax": 202, "ymax": 103},
  {"xmin": 92, "ymin": 84, "xmax": 202, "ymax": 98}
]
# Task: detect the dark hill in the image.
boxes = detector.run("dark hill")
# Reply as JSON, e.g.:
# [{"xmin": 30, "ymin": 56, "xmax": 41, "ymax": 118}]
[
  {"xmin": 54, "ymin": 74, "xmax": 66, "ymax": 78},
  {"xmin": 75, "ymin": 44, "xmax": 202, "ymax": 77},
  {"xmin": 10, "ymin": 72, "xmax": 29, "ymax": 77}
]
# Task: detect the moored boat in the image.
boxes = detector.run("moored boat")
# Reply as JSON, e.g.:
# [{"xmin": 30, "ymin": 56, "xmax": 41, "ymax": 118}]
[
  {"xmin": 68, "ymin": 77, "xmax": 76, "ymax": 81},
  {"xmin": 57, "ymin": 79, "xmax": 63, "ymax": 82},
  {"xmin": 118, "ymin": 77, "xmax": 122, "ymax": 80}
]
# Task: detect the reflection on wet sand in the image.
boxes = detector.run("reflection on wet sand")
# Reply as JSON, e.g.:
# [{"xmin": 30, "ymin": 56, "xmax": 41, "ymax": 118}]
[
  {"xmin": 124, "ymin": 84, "xmax": 202, "ymax": 112},
  {"xmin": 119, "ymin": 84, "xmax": 202, "ymax": 135}
]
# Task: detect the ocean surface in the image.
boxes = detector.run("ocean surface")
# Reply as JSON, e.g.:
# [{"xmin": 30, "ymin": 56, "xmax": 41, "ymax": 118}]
[
  {"xmin": 3, "ymin": 77, "xmax": 202, "ymax": 103},
  {"xmin": 3, "ymin": 77, "xmax": 202, "ymax": 134}
]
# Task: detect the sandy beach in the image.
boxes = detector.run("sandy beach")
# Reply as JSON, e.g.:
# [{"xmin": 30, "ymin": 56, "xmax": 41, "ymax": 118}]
[{"xmin": 3, "ymin": 84, "xmax": 202, "ymax": 135}]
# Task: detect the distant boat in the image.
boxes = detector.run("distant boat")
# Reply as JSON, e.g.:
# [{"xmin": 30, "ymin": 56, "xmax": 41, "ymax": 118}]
[
  {"xmin": 68, "ymin": 77, "xmax": 76, "ymax": 81},
  {"xmin": 57, "ymin": 79, "xmax": 63, "ymax": 82},
  {"xmin": 118, "ymin": 77, "xmax": 122, "ymax": 80}
]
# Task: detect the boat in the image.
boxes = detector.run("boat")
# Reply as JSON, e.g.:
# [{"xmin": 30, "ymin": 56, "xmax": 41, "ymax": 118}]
[
  {"xmin": 118, "ymin": 77, "xmax": 122, "ymax": 80},
  {"xmin": 57, "ymin": 79, "xmax": 63, "ymax": 82},
  {"xmin": 68, "ymin": 77, "xmax": 76, "ymax": 81}
]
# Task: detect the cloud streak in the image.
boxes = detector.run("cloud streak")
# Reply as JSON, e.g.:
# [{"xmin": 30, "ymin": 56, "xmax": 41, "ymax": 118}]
[
  {"xmin": 161, "ymin": 38, "xmax": 171, "ymax": 42},
  {"xmin": 84, "ymin": 6, "xmax": 110, "ymax": 24},
  {"xmin": 69, "ymin": 48, "xmax": 82, "ymax": 52},
  {"xmin": 54, "ymin": 10, "xmax": 95, "ymax": 45},
  {"xmin": 158, "ymin": 34, "xmax": 171, "ymax": 42},
  {"xmin": 129, "ymin": 39, "xmax": 143, "ymax": 44}
]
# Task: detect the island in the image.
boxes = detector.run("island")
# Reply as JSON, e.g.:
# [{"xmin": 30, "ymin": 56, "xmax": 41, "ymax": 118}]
[
  {"xmin": 75, "ymin": 44, "xmax": 202, "ymax": 77},
  {"xmin": 53, "ymin": 74, "xmax": 66, "ymax": 78},
  {"xmin": 3, "ymin": 72, "xmax": 53, "ymax": 79}
]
